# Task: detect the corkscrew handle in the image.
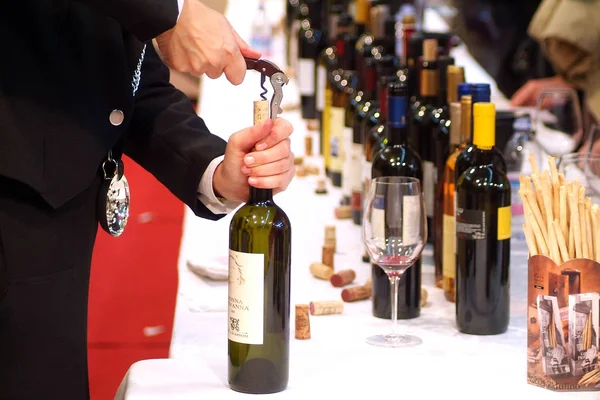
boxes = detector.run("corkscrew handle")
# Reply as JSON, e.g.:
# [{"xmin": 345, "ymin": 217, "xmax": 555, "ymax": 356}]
[{"xmin": 245, "ymin": 58, "xmax": 289, "ymax": 121}]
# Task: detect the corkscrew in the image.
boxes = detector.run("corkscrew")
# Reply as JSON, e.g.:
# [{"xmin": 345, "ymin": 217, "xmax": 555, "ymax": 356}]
[{"xmin": 245, "ymin": 58, "xmax": 288, "ymax": 121}]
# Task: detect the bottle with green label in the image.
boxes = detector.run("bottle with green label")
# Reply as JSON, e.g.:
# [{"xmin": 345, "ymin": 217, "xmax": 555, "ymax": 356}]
[{"xmin": 455, "ymin": 102, "xmax": 511, "ymax": 335}]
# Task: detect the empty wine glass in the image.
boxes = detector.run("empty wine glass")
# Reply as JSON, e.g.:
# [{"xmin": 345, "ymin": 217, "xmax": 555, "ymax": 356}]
[
  {"xmin": 362, "ymin": 176, "xmax": 427, "ymax": 348},
  {"xmin": 533, "ymin": 89, "xmax": 583, "ymax": 157}
]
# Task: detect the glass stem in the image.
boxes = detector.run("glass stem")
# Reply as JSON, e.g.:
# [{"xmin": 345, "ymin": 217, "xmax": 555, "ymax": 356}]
[{"xmin": 389, "ymin": 275, "xmax": 401, "ymax": 335}]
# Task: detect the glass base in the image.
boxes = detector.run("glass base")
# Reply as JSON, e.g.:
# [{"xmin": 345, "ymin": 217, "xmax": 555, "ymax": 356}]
[{"xmin": 366, "ymin": 333, "xmax": 422, "ymax": 348}]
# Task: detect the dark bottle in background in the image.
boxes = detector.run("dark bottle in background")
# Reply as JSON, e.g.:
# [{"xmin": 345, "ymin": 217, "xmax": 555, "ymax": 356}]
[
  {"xmin": 324, "ymin": 13, "xmax": 354, "ymax": 178},
  {"xmin": 411, "ymin": 38, "xmax": 439, "ymax": 244},
  {"xmin": 298, "ymin": 0, "xmax": 325, "ymax": 121},
  {"xmin": 316, "ymin": 3, "xmax": 345, "ymax": 155},
  {"xmin": 456, "ymin": 102, "xmax": 511, "ymax": 336},
  {"xmin": 330, "ymin": 34, "xmax": 357, "ymax": 187},
  {"xmin": 371, "ymin": 82, "xmax": 422, "ymax": 320}
]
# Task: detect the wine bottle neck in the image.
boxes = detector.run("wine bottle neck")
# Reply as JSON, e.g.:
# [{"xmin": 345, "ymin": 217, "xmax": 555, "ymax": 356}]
[
  {"xmin": 387, "ymin": 95, "xmax": 408, "ymax": 145},
  {"xmin": 249, "ymin": 187, "xmax": 273, "ymax": 203}
]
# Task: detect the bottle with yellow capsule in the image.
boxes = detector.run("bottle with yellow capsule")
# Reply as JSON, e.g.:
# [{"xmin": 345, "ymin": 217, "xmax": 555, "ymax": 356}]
[{"xmin": 455, "ymin": 102, "xmax": 511, "ymax": 336}]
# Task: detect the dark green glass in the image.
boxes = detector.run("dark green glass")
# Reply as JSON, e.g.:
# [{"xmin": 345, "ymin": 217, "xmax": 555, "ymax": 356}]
[{"xmin": 228, "ymin": 187, "xmax": 291, "ymax": 394}]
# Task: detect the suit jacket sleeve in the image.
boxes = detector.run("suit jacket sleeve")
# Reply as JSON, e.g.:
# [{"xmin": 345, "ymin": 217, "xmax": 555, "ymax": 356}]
[
  {"xmin": 125, "ymin": 44, "xmax": 228, "ymax": 221},
  {"xmin": 73, "ymin": 0, "xmax": 179, "ymax": 41}
]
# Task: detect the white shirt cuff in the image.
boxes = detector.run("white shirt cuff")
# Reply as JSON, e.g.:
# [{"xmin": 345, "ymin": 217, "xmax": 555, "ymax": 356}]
[
  {"xmin": 197, "ymin": 156, "xmax": 241, "ymax": 215},
  {"xmin": 177, "ymin": 0, "xmax": 185, "ymax": 21}
]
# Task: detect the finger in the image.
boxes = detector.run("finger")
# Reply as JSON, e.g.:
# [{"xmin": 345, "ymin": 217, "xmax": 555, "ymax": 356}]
[
  {"xmin": 248, "ymin": 169, "xmax": 292, "ymax": 189},
  {"xmin": 244, "ymin": 139, "xmax": 291, "ymax": 167},
  {"xmin": 223, "ymin": 46, "xmax": 247, "ymax": 85},
  {"xmin": 511, "ymin": 82, "xmax": 536, "ymax": 107},
  {"xmin": 234, "ymin": 29, "xmax": 261, "ymax": 59},
  {"xmin": 231, "ymin": 119, "xmax": 274, "ymax": 152},
  {"xmin": 246, "ymin": 154, "xmax": 294, "ymax": 177},
  {"xmin": 254, "ymin": 118, "xmax": 293, "ymax": 151}
]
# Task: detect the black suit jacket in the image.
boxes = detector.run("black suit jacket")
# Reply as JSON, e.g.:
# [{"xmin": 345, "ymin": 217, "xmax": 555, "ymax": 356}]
[{"xmin": 0, "ymin": 0, "xmax": 227, "ymax": 219}]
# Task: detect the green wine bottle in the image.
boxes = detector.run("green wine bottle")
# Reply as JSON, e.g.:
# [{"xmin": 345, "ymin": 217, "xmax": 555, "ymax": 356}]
[{"xmin": 228, "ymin": 100, "xmax": 292, "ymax": 394}]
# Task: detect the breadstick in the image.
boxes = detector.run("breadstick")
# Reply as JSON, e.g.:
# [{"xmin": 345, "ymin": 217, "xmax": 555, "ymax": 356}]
[
  {"xmin": 548, "ymin": 156, "xmax": 560, "ymax": 217},
  {"xmin": 569, "ymin": 190, "xmax": 583, "ymax": 258},
  {"xmin": 585, "ymin": 198, "xmax": 593, "ymax": 261},
  {"xmin": 527, "ymin": 210, "xmax": 549, "ymax": 257},
  {"xmin": 522, "ymin": 190, "xmax": 549, "ymax": 253},
  {"xmin": 568, "ymin": 214, "xmax": 576, "ymax": 260},
  {"xmin": 523, "ymin": 223, "xmax": 538, "ymax": 257},
  {"xmin": 542, "ymin": 179, "xmax": 560, "ymax": 263},
  {"xmin": 559, "ymin": 186, "xmax": 567, "ymax": 240},
  {"xmin": 592, "ymin": 205, "xmax": 599, "ymax": 262},
  {"xmin": 579, "ymin": 187, "xmax": 589, "ymax": 259},
  {"xmin": 529, "ymin": 153, "xmax": 539, "ymax": 176},
  {"xmin": 553, "ymin": 219, "xmax": 569, "ymax": 263},
  {"xmin": 558, "ymin": 172, "xmax": 565, "ymax": 185}
]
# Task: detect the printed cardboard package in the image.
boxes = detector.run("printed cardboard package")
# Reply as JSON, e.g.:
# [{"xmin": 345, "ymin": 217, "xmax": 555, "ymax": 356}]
[{"xmin": 528, "ymin": 255, "xmax": 600, "ymax": 391}]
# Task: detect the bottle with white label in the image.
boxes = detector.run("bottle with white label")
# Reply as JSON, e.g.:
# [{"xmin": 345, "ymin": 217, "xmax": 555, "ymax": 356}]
[
  {"xmin": 228, "ymin": 100, "xmax": 291, "ymax": 394},
  {"xmin": 298, "ymin": 0, "xmax": 324, "ymax": 121},
  {"xmin": 456, "ymin": 102, "xmax": 511, "ymax": 335},
  {"xmin": 371, "ymin": 82, "xmax": 423, "ymax": 320}
]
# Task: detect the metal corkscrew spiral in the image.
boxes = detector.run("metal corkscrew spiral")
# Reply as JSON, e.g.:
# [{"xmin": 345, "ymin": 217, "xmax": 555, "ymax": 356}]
[{"xmin": 244, "ymin": 57, "xmax": 289, "ymax": 121}]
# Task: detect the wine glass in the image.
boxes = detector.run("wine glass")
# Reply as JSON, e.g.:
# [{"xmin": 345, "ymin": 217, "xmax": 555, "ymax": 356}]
[
  {"xmin": 533, "ymin": 89, "xmax": 583, "ymax": 157},
  {"xmin": 362, "ymin": 176, "xmax": 427, "ymax": 348}
]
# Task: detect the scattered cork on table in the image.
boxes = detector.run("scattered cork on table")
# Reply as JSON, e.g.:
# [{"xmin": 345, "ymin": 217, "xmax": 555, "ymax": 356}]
[
  {"xmin": 310, "ymin": 262, "xmax": 334, "ymax": 280},
  {"xmin": 304, "ymin": 135, "xmax": 313, "ymax": 156},
  {"xmin": 341, "ymin": 284, "xmax": 372, "ymax": 302},
  {"xmin": 315, "ymin": 178, "xmax": 328, "ymax": 195},
  {"xmin": 309, "ymin": 300, "xmax": 344, "ymax": 316},
  {"xmin": 321, "ymin": 245, "xmax": 335, "ymax": 268},
  {"xmin": 295, "ymin": 304, "xmax": 311, "ymax": 340},
  {"xmin": 334, "ymin": 205, "xmax": 352, "ymax": 219},
  {"xmin": 330, "ymin": 269, "xmax": 356, "ymax": 287}
]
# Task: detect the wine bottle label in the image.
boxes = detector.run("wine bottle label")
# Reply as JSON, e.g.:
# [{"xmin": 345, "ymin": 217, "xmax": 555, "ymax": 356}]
[
  {"xmin": 402, "ymin": 195, "xmax": 421, "ymax": 246},
  {"xmin": 341, "ymin": 127, "xmax": 354, "ymax": 197},
  {"xmin": 456, "ymin": 208, "xmax": 487, "ymax": 240},
  {"xmin": 329, "ymin": 107, "xmax": 345, "ymax": 173},
  {"xmin": 228, "ymin": 249, "xmax": 265, "ymax": 345},
  {"xmin": 454, "ymin": 192, "xmax": 458, "ymax": 254},
  {"xmin": 497, "ymin": 206, "xmax": 512, "ymax": 240},
  {"xmin": 372, "ymin": 194, "xmax": 385, "ymax": 239},
  {"xmin": 298, "ymin": 59, "xmax": 315, "ymax": 96},
  {"xmin": 316, "ymin": 65, "xmax": 326, "ymax": 112},
  {"xmin": 423, "ymin": 161, "xmax": 435, "ymax": 218},
  {"xmin": 442, "ymin": 213, "xmax": 456, "ymax": 278}
]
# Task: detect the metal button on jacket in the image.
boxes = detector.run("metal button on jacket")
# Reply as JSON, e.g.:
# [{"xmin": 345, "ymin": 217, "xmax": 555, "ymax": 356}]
[{"xmin": 109, "ymin": 109, "xmax": 125, "ymax": 126}]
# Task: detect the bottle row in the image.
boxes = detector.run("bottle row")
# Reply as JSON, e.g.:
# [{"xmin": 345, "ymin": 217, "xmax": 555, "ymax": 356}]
[{"xmin": 287, "ymin": 0, "xmax": 512, "ymax": 336}]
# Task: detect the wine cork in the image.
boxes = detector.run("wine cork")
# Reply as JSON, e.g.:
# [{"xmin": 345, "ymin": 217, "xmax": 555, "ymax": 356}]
[
  {"xmin": 315, "ymin": 178, "xmax": 327, "ymax": 195},
  {"xmin": 335, "ymin": 205, "xmax": 352, "ymax": 219},
  {"xmin": 364, "ymin": 278, "xmax": 372, "ymax": 290},
  {"xmin": 423, "ymin": 39, "xmax": 438, "ymax": 62},
  {"xmin": 341, "ymin": 284, "xmax": 372, "ymax": 302},
  {"xmin": 322, "ymin": 245, "xmax": 335, "ymax": 268},
  {"xmin": 421, "ymin": 288, "xmax": 428, "ymax": 307},
  {"xmin": 325, "ymin": 225, "xmax": 336, "ymax": 239},
  {"xmin": 310, "ymin": 262, "xmax": 334, "ymax": 280},
  {"xmin": 253, "ymin": 99, "xmax": 269, "ymax": 125},
  {"xmin": 306, "ymin": 119, "xmax": 319, "ymax": 132},
  {"xmin": 330, "ymin": 269, "xmax": 356, "ymax": 287},
  {"xmin": 293, "ymin": 156, "xmax": 304, "ymax": 166},
  {"xmin": 304, "ymin": 135, "xmax": 313, "ymax": 156},
  {"xmin": 309, "ymin": 300, "xmax": 344, "ymax": 316},
  {"xmin": 295, "ymin": 304, "xmax": 311, "ymax": 340}
]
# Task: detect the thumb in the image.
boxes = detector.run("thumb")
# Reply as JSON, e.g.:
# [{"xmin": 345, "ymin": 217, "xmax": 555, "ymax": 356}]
[{"xmin": 232, "ymin": 120, "xmax": 273, "ymax": 152}]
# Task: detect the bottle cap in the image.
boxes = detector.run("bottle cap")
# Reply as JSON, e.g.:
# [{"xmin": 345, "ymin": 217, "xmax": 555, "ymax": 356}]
[
  {"xmin": 422, "ymin": 39, "xmax": 438, "ymax": 62},
  {"xmin": 449, "ymin": 102, "xmax": 462, "ymax": 145},
  {"xmin": 460, "ymin": 95, "xmax": 473, "ymax": 143},
  {"xmin": 457, "ymin": 83, "xmax": 472, "ymax": 101},
  {"xmin": 471, "ymin": 83, "xmax": 491, "ymax": 103},
  {"xmin": 446, "ymin": 66, "xmax": 465, "ymax": 103},
  {"xmin": 473, "ymin": 102, "xmax": 496, "ymax": 150}
]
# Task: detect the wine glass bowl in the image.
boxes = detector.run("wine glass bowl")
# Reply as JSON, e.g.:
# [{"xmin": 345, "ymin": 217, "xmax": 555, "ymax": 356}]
[
  {"xmin": 533, "ymin": 89, "xmax": 583, "ymax": 157},
  {"xmin": 558, "ymin": 153, "xmax": 600, "ymax": 205},
  {"xmin": 362, "ymin": 176, "xmax": 427, "ymax": 348}
]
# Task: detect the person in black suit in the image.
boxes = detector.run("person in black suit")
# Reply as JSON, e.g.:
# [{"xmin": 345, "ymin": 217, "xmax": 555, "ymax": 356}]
[{"xmin": 0, "ymin": 1, "xmax": 295, "ymax": 398}]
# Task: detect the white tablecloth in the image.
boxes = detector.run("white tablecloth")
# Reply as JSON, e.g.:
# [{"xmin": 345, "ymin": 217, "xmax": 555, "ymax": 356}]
[{"xmin": 116, "ymin": 1, "xmax": 597, "ymax": 399}]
